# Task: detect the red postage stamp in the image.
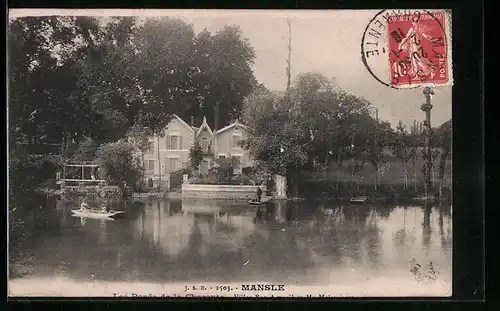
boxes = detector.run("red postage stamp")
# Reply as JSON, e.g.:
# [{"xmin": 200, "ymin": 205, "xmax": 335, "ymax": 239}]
[
  {"xmin": 388, "ymin": 11, "xmax": 449, "ymax": 87},
  {"xmin": 361, "ymin": 9, "xmax": 452, "ymax": 89}
]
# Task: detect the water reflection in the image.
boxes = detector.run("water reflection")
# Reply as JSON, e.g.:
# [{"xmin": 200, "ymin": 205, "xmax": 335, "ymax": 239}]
[{"xmin": 11, "ymin": 197, "xmax": 452, "ymax": 286}]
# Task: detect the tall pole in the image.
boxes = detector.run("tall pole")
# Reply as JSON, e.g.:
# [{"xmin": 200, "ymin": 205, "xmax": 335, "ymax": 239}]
[
  {"xmin": 374, "ymin": 108, "xmax": 379, "ymax": 191},
  {"xmin": 421, "ymin": 87, "xmax": 434, "ymax": 197},
  {"xmin": 286, "ymin": 17, "xmax": 292, "ymax": 94},
  {"xmin": 157, "ymin": 135, "xmax": 161, "ymax": 191}
]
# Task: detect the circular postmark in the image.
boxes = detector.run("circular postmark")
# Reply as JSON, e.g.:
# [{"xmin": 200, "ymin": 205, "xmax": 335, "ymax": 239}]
[{"xmin": 361, "ymin": 9, "xmax": 450, "ymax": 89}]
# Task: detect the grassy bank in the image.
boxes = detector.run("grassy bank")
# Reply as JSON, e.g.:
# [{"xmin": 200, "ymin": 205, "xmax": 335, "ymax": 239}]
[{"xmin": 296, "ymin": 158, "xmax": 452, "ymax": 199}]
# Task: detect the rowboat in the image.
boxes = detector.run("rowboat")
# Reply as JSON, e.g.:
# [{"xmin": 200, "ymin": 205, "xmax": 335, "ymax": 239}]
[
  {"xmin": 71, "ymin": 209, "xmax": 125, "ymax": 219},
  {"xmin": 349, "ymin": 196, "xmax": 368, "ymax": 204},
  {"xmin": 249, "ymin": 197, "xmax": 271, "ymax": 205}
]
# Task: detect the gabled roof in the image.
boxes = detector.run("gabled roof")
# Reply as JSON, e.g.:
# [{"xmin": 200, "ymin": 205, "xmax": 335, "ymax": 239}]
[
  {"xmin": 171, "ymin": 114, "xmax": 195, "ymax": 132},
  {"xmin": 215, "ymin": 121, "xmax": 248, "ymax": 135},
  {"xmin": 196, "ymin": 116, "xmax": 213, "ymax": 136}
]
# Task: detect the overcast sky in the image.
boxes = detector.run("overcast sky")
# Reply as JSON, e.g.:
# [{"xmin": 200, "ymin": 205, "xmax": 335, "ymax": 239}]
[{"xmin": 10, "ymin": 9, "xmax": 452, "ymax": 128}]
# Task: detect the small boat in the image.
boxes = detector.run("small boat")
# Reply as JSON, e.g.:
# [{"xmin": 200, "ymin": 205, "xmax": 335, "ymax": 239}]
[
  {"xmin": 71, "ymin": 209, "xmax": 125, "ymax": 219},
  {"xmin": 350, "ymin": 196, "xmax": 368, "ymax": 204},
  {"xmin": 249, "ymin": 197, "xmax": 271, "ymax": 205}
]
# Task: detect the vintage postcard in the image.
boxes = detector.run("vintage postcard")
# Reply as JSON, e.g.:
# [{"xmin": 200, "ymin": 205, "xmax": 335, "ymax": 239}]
[{"xmin": 8, "ymin": 9, "xmax": 453, "ymax": 298}]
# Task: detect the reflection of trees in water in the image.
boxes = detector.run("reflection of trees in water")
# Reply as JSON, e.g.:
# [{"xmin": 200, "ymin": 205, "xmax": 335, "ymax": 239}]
[
  {"xmin": 437, "ymin": 203, "xmax": 452, "ymax": 249},
  {"xmin": 393, "ymin": 206, "xmax": 409, "ymax": 249},
  {"xmin": 180, "ymin": 217, "xmax": 204, "ymax": 270},
  {"xmin": 239, "ymin": 227, "xmax": 315, "ymax": 283},
  {"xmin": 364, "ymin": 208, "xmax": 381, "ymax": 268},
  {"xmin": 422, "ymin": 204, "xmax": 432, "ymax": 249},
  {"xmin": 168, "ymin": 200, "xmax": 183, "ymax": 216},
  {"xmin": 376, "ymin": 205, "xmax": 396, "ymax": 219}
]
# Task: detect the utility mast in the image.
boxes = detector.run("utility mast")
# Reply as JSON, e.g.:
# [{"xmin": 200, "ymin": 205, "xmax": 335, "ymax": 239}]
[{"xmin": 286, "ymin": 17, "xmax": 292, "ymax": 95}]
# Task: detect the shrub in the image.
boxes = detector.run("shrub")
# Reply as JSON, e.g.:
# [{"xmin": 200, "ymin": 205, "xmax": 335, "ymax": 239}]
[
  {"xmin": 189, "ymin": 142, "xmax": 203, "ymax": 171},
  {"xmin": 242, "ymin": 166, "xmax": 254, "ymax": 176},
  {"xmin": 96, "ymin": 140, "xmax": 142, "ymax": 189}
]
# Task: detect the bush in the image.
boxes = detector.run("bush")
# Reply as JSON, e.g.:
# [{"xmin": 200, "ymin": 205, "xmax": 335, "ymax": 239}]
[
  {"xmin": 189, "ymin": 143, "xmax": 203, "ymax": 171},
  {"xmin": 242, "ymin": 166, "xmax": 254, "ymax": 176},
  {"xmin": 96, "ymin": 140, "xmax": 142, "ymax": 189}
]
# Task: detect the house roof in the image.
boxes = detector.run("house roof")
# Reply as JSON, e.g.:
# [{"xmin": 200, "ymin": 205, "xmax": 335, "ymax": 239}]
[
  {"xmin": 215, "ymin": 122, "xmax": 248, "ymax": 135},
  {"xmin": 196, "ymin": 116, "xmax": 213, "ymax": 136},
  {"xmin": 171, "ymin": 114, "xmax": 195, "ymax": 132}
]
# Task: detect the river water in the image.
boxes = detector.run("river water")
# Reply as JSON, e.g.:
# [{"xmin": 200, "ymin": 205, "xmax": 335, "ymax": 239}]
[{"xmin": 8, "ymin": 197, "xmax": 452, "ymax": 297}]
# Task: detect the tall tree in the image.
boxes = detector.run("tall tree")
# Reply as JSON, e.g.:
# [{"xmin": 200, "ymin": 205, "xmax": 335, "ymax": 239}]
[{"xmin": 392, "ymin": 121, "xmax": 416, "ymax": 190}]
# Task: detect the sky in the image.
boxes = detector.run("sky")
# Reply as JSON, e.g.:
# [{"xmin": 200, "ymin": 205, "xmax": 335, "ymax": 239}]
[{"xmin": 10, "ymin": 9, "xmax": 452, "ymax": 128}]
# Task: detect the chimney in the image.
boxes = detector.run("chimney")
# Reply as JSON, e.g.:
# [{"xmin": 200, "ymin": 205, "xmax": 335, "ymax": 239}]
[{"xmin": 190, "ymin": 116, "xmax": 194, "ymax": 126}]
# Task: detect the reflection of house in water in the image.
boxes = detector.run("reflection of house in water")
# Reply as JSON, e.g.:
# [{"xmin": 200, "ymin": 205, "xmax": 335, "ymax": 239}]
[
  {"xmin": 99, "ymin": 219, "xmax": 108, "ymax": 245},
  {"xmin": 134, "ymin": 201, "xmax": 196, "ymax": 257},
  {"xmin": 133, "ymin": 200, "xmax": 258, "ymax": 257}
]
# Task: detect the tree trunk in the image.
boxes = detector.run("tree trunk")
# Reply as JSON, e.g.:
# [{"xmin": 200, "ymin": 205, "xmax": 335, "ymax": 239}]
[
  {"xmin": 336, "ymin": 150, "xmax": 341, "ymax": 195},
  {"xmin": 293, "ymin": 170, "xmax": 300, "ymax": 197},
  {"xmin": 413, "ymin": 155, "xmax": 417, "ymax": 192},
  {"xmin": 403, "ymin": 163, "xmax": 408, "ymax": 190},
  {"xmin": 351, "ymin": 158, "xmax": 355, "ymax": 189},
  {"xmin": 274, "ymin": 174, "xmax": 287, "ymax": 199},
  {"xmin": 438, "ymin": 147, "xmax": 450, "ymax": 199},
  {"xmin": 324, "ymin": 153, "xmax": 328, "ymax": 178},
  {"xmin": 432, "ymin": 168, "xmax": 435, "ymax": 189},
  {"xmin": 141, "ymin": 151, "xmax": 145, "ymax": 190}
]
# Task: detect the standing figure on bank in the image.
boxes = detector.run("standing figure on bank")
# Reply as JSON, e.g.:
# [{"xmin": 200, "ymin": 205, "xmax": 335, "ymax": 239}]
[{"xmin": 256, "ymin": 186, "xmax": 263, "ymax": 203}]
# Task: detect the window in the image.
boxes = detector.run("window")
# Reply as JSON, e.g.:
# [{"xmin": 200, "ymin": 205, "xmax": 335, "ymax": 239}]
[
  {"xmin": 201, "ymin": 137, "xmax": 209, "ymax": 151},
  {"xmin": 146, "ymin": 141, "xmax": 154, "ymax": 155},
  {"xmin": 147, "ymin": 160, "xmax": 155, "ymax": 171},
  {"xmin": 166, "ymin": 158, "xmax": 179, "ymax": 172},
  {"xmin": 232, "ymin": 135, "xmax": 242, "ymax": 148},
  {"xmin": 232, "ymin": 156, "xmax": 241, "ymax": 174},
  {"xmin": 166, "ymin": 135, "xmax": 183, "ymax": 150}
]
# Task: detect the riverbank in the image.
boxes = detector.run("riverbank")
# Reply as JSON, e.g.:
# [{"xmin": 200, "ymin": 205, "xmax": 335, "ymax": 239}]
[{"xmin": 8, "ymin": 276, "xmax": 451, "ymax": 297}]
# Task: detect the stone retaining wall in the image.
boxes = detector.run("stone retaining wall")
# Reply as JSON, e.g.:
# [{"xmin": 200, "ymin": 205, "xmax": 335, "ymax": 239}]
[{"xmin": 182, "ymin": 184, "xmax": 267, "ymax": 200}]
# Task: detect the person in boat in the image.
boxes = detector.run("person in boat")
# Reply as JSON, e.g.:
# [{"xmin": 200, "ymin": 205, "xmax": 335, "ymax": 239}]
[
  {"xmin": 101, "ymin": 202, "xmax": 110, "ymax": 213},
  {"xmin": 80, "ymin": 200, "xmax": 89, "ymax": 211},
  {"xmin": 256, "ymin": 186, "xmax": 263, "ymax": 203}
]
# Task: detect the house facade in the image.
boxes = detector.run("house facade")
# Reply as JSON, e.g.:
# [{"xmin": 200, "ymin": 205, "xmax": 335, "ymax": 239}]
[{"xmin": 138, "ymin": 114, "xmax": 254, "ymax": 189}]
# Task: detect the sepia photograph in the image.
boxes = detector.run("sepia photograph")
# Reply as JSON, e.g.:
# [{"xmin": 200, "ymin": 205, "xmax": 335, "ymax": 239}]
[{"xmin": 8, "ymin": 9, "xmax": 453, "ymax": 297}]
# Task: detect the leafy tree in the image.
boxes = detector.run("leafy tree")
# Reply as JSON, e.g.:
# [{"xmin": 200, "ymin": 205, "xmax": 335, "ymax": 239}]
[
  {"xmin": 242, "ymin": 72, "xmax": 381, "ymax": 196},
  {"xmin": 187, "ymin": 25, "xmax": 257, "ymax": 129},
  {"xmin": 128, "ymin": 125, "xmax": 154, "ymax": 189},
  {"xmin": 367, "ymin": 120, "xmax": 394, "ymax": 190},
  {"xmin": 95, "ymin": 140, "xmax": 142, "ymax": 189},
  {"xmin": 189, "ymin": 142, "xmax": 203, "ymax": 172},
  {"xmin": 392, "ymin": 121, "xmax": 416, "ymax": 190},
  {"xmin": 9, "ymin": 16, "xmax": 258, "ymax": 151},
  {"xmin": 70, "ymin": 137, "xmax": 99, "ymax": 162}
]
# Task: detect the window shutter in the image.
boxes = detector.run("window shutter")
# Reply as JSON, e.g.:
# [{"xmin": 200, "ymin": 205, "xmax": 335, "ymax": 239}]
[{"xmin": 178, "ymin": 136, "xmax": 183, "ymax": 150}]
